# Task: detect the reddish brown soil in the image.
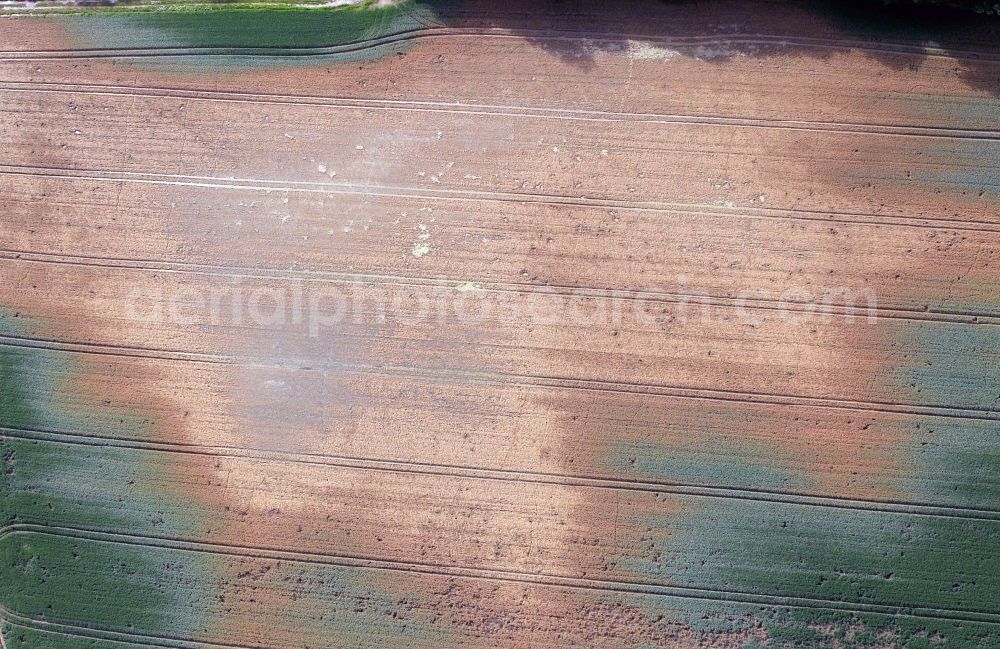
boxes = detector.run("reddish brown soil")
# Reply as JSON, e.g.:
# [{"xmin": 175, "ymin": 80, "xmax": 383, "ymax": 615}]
[{"xmin": 1, "ymin": 1, "xmax": 998, "ymax": 647}]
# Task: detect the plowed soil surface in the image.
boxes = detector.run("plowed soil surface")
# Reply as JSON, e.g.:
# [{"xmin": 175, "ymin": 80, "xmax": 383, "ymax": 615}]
[{"xmin": 1, "ymin": 1, "xmax": 999, "ymax": 647}]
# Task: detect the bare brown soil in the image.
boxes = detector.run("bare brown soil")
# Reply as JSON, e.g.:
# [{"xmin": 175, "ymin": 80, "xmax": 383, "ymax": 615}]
[{"xmin": 1, "ymin": 1, "xmax": 998, "ymax": 647}]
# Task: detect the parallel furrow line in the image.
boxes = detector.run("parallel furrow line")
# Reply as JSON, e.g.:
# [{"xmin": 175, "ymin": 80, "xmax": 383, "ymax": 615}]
[
  {"xmin": 3, "ymin": 249, "xmax": 998, "ymax": 325},
  {"xmin": 2, "ymin": 165, "xmax": 998, "ymax": 232},
  {"xmin": 3, "ymin": 80, "xmax": 999, "ymax": 140},
  {"xmin": 2, "ymin": 524, "xmax": 999, "ymax": 626},
  {"xmin": 0, "ymin": 25, "xmax": 998, "ymax": 64},
  {"xmin": 4, "ymin": 425, "xmax": 1000, "ymax": 521},
  {"xmin": 0, "ymin": 334, "xmax": 998, "ymax": 421}
]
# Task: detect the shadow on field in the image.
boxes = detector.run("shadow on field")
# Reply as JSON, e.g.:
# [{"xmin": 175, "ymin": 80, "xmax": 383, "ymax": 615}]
[
  {"xmin": 419, "ymin": 0, "xmax": 1000, "ymax": 95},
  {"xmin": 49, "ymin": 0, "xmax": 1000, "ymax": 94}
]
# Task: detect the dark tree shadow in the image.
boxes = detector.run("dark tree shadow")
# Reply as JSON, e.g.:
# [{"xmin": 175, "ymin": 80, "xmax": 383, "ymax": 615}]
[
  {"xmin": 817, "ymin": 0, "xmax": 1000, "ymax": 92},
  {"xmin": 416, "ymin": 0, "xmax": 1000, "ymax": 94}
]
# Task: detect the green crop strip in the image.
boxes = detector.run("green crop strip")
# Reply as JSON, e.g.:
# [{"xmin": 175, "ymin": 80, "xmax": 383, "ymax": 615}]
[
  {"xmin": 67, "ymin": 2, "xmax": 418, "ymax": 49},
  {"xmin": 0, "ymin": 312, "xmax": 461, "ymax": 646},
  {"xmin": 605, "ymin": 319, "xmax": 1000, "ymax": 646},
  {"xmin": 0, "ymin": 311, "xmax": 213, "ymax": 642},
  {"xmin": 0, "ymin": 623, "xmax": 149, "ymax": 649},
  {"xmin": 17, "ymin": 0, "xmax": 450, "ymax": 69},
  {"xmin": 0, "ymin": 531, "xmax": 195, "ymax": 633}
]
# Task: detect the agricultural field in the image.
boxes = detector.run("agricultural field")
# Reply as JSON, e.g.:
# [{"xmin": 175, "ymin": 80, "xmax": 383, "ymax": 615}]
[{"xmin": 0, "ymin": 0, "xmax": 998, "ymax": 647}]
